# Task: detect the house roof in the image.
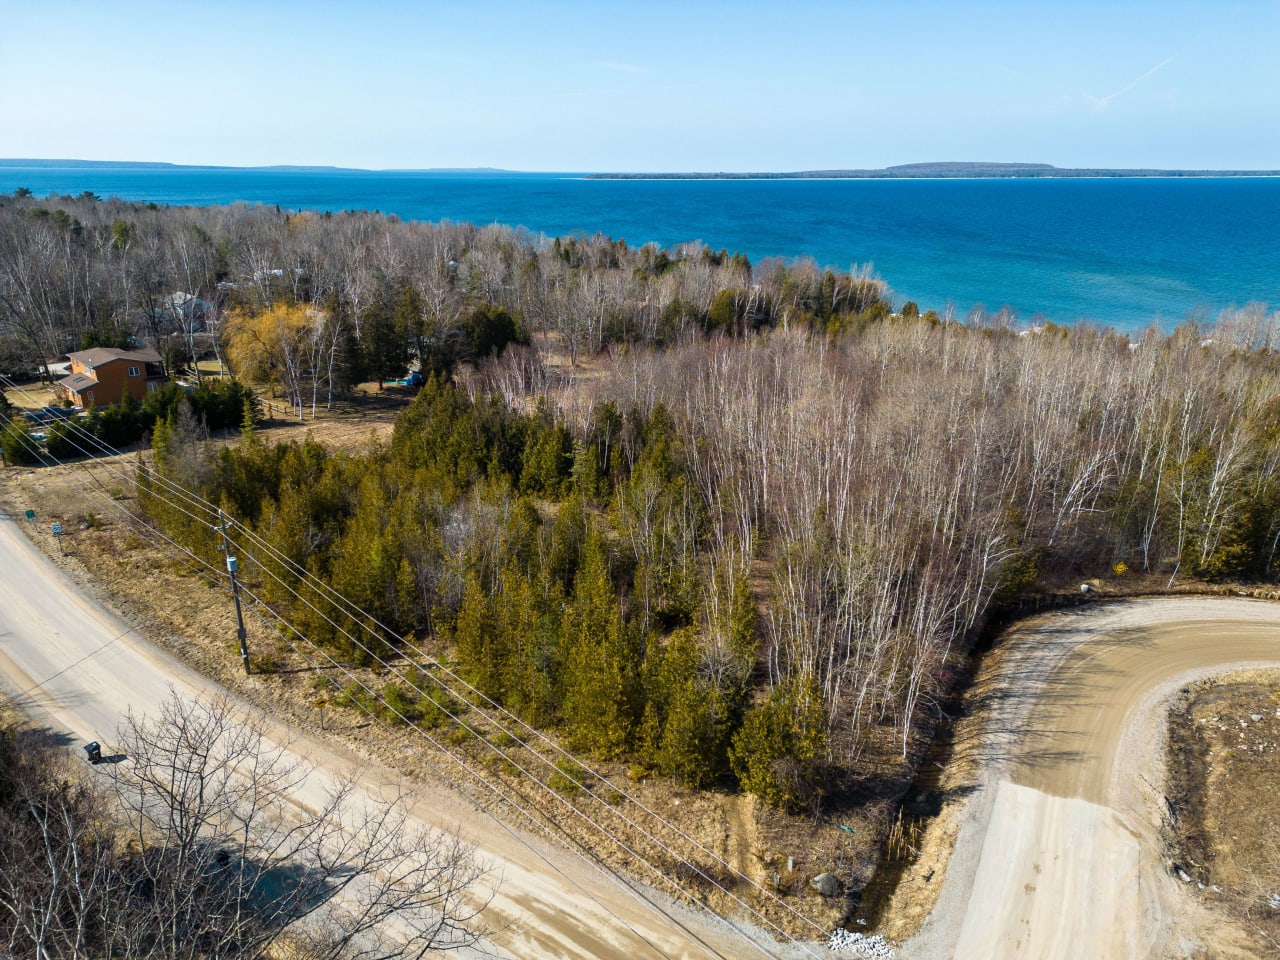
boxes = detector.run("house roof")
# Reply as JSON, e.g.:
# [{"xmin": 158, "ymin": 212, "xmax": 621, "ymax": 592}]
[
  {"xmin": 57, "ymin": 372, "xmax": 97, "ymax": 394},
  {"xmin": 67, "ymin": 346, "xmax": 163, "ymax": 368}
]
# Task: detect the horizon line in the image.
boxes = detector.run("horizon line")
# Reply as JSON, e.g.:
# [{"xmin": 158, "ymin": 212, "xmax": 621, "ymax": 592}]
[{"xmin": 4, "ymin": 158, "xmax": 1280, "ymax": 178}]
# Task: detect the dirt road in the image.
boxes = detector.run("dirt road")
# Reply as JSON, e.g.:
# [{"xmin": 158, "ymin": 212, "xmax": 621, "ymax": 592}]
[
  {"xmin": 906, "ymin": 599, "xmax": 1280, "ymax": 960},
  {"xmin": 11, "ymin": 491, "xmax": 1276, "ymax": 959},
  {"xmin": 0, "ymin": 510, "xmax": 783, "ymax": 960}
]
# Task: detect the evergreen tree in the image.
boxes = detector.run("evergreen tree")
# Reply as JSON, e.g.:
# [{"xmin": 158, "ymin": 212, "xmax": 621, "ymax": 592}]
[
  {"xmin": 463, "ymin": 303, "xmax": 522, "ymax": 359},
  {"xmin": 360, "ymin": 297, "xmax": 410, "ymax": 389},
  {"xmin": 453, "ymin": 573, "xmax": 504, "ymax": 698},
  {"xmin": 559, "ymin": 530, "xmax": 637, "ymax": 758},
  {"xmin": 240, "ymin": 397, "xmax": 260, "ymax": 445},
  {"xmin": 649, "ymin": 629, "xmax": 730, "ymax": 788},
  {"xmin": 0, "ymin": 418, "xmax": 38, "ymax": 466},
  {"xmin": 393, "ymin": 283, "xmax": 427, "ymax": 363},
  {"xmin": 729, "ymin": 676, "xmax": 827, "ymax": 810},
  {"xmin": 520, "ymin": 412, "xmax": 573, "ymax": 497}
]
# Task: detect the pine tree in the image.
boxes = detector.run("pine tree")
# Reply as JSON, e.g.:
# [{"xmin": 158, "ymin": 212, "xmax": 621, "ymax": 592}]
[
  {"xmin": 453, "ymin": 574, "xmax": 503, "ymax": 698},
  {"xmin": 240, "ymin": 397, "xmax": 260, "ymax": 445},
  {"xmin": 652, "ymin": 629, "xmax": 726, "ymax": 788}
]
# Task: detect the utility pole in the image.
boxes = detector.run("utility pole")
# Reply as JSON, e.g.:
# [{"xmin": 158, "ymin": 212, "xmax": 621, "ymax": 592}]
[{"xmin": 217, "ymin": 509, "xmax": 251, "ymax": 675}]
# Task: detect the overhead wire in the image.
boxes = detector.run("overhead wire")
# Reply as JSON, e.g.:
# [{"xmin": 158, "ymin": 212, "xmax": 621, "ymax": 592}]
[
  {"xmin": 221, "ymin": 507, "xmax": 835, "ymax": 938},
  {"xmin": 0, "ymin": 377, "xmax": 834, "ymax": 953},
  {"xmin": 0, "ymin": 404, "xmax": 709, "ymax": 960},
  {"xmin": 237, "ymin": 586, "xmax": 740, "ymax": 960},
  {"xmin": 0, "ymin": 414, "xmax": 706, "ymax": 960},
  {"xmin": 225, "ymin": 553, "xmax": 815, "ymax": 956},
  {"xmin": 0, "ymin": 379, "xmax": 833, "ymax": 951},
  {"xmin": 0, "ymin": 402, "xmax": 807, "ymax": 959}
]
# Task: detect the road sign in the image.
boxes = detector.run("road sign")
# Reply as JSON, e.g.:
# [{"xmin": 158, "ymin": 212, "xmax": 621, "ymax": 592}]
[{"xmin": 51, "ymin": 523, "xmax": 62, "ymax": 536}]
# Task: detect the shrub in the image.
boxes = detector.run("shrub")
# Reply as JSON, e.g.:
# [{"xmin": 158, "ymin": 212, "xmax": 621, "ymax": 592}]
[{"xmin": 0, "ymin": 420, "xmax": 39, "ymax": 465}]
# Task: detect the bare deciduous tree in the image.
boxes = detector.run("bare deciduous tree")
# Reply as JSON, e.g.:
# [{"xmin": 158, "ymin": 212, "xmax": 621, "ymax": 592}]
[
  {"xmin": 0, "ymin": 693, "xmax": 492, "ymax": 960},
  {"xmin": 103, "ymin": 690, "xmax": 492, "ymax": 960}
]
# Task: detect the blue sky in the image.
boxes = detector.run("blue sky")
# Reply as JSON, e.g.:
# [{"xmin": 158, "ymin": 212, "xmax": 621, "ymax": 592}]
[{"xmin": 1, "ymin": 0, "xmax": 1275, "ymax": 171}]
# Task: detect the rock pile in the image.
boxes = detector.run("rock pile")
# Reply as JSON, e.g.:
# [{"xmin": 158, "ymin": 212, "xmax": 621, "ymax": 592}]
[{"xmin": 827, "ymin": 928, "xmax": 893, "ymax": 957}]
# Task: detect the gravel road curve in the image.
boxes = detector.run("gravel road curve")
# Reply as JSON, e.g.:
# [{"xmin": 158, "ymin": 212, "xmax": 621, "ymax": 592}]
[{"xmin": 905, "ymin": 598, "xmax": 1280, "ymax": 960}]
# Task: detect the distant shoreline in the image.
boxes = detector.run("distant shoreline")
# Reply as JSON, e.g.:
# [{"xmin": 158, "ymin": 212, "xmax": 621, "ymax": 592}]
[
  {"xmin": 574, "ymin": 174, "xmax": 1280, "ymax": 182},
  {"xmin": 1, "ymin": 159, "xmax": 1277, "ymax": 180},
  {"xmin": 587, "ymin": 163, "xmax": 1280, "ymax": 180}
]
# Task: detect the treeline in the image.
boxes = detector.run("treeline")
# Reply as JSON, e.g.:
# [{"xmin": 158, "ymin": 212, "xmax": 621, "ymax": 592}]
[
  {"xmin": 0, "ymin": 189, "xmax": 892, "ymax": 394},
  {"xmin": 141, "ymin": 377, "xmax": 774, "ymax": 795},
  {"xmin": 141, "ymin": 311, "xmax": 1280, "ymax": 810}
]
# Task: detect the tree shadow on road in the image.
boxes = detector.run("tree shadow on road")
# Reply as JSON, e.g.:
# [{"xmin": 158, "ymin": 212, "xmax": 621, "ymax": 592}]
[{"xmin": 947, "ymin": 613, "xmax": 1160, "ymax": 777}]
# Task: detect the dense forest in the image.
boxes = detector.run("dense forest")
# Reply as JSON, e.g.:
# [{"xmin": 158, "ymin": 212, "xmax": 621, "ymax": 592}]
[
  {"xmin": 4, "ymin": 189, "xmax": 1280, "ymax": 811},
  {"xmin": 136, "ymin": 318, "xmax": 1280, "ymax": 808},
  {"xmin": 0, "ymin": 189, "xmax": 889, "ymax": 393}
]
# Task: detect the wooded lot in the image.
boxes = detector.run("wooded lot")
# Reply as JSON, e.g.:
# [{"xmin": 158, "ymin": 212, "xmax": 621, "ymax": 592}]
[{"xmin": 5, "ymin": 190, "xmax": 1280, "ymax": 812}]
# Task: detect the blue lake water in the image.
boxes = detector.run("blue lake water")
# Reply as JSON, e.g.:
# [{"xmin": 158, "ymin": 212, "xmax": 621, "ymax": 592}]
[{"xmin": 3, "ymin": 166, "xmax": 1277, "ymax": 333}]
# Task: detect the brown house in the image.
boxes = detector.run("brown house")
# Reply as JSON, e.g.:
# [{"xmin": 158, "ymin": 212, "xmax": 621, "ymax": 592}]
[{"xmin": 55, "ymin": 347, "xmax": 166, "ymax": 408}]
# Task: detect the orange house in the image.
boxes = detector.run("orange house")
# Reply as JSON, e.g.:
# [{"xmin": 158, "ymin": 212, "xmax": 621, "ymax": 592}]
[{"xmin": 55, "ymin": 347, "xmax": 167, "ymax": 408}]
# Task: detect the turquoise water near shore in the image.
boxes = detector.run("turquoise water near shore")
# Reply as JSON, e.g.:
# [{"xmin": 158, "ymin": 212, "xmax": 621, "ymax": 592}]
[{"xmin": 3, "ymin": 166, "xmax": 1277, "ymax": 333}]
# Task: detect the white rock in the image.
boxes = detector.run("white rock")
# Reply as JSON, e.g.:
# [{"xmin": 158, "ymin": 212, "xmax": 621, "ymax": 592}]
[{"xmin": 828, "ymin": 928, "xmax": 894, "ymax": 957}]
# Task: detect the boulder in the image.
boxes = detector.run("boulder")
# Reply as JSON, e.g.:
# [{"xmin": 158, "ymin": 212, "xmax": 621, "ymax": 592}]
[{"xmin": 811, "ymin": 872, "xmax": 840, "ymax": 897}]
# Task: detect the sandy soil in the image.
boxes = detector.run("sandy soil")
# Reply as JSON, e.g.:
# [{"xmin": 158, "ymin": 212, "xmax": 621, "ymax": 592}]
[{"xmin": 904, "ymin": 599, "xmax": 1280, "ymax": 960}]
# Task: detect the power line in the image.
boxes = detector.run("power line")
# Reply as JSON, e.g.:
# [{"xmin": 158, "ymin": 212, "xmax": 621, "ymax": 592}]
[
  {"xmin": 0, "ymin": 423, "xmax": 698, "ymax": 960},
  {"xmin": 0, "ymin": 403, "xmax": 792, "ymax": 959},
  {"xmin": 226, "ymin": 566, "xmax": 807, "ymax": 957},
  {"xmin": 0, "ymin": 379, "xmax": 834, "ymax": 953},
  {"xmin": 0, "ymin": 382, "xmax": 831, "ymax": 951}
]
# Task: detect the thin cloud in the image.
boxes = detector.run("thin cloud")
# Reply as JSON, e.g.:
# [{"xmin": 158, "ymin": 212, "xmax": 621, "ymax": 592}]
[
  {"xmin": 445, "ymin": 82, "xmax": 699, "ymax": 107},
  {"xmin": 592, "ymin": 60, "xmax": 647, "ymax": 74},
  {"xmin": 996, "ymin": 64, "xmax": 1032, "ymax": 81},
  {"xmin": 1087, "ymin": 54, "xmax": 1177, "ymax": 111}
]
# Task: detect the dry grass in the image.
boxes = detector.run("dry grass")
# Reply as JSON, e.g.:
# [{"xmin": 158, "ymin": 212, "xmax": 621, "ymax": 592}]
[
  {"xmin": 858, "ymin": 633, "xmax": 1023, "ymax": 941},
  {"xmin": 1168, "ymin": 672, "xmax": 1280, "ymax": 957},
  {"xmin": 251, "ymin": 388, "xmax": 404, "ymax": 450},
  {"xmin": 194, "ymin": 359, "xmax": 228, "ymax": 378},
  {"xmin": 3, "ymin": 379, "xmax": 59, "ymax": 412},
  {"xmin": 0, "ymin": 444, "xmax": 870, "ymax": 940}
]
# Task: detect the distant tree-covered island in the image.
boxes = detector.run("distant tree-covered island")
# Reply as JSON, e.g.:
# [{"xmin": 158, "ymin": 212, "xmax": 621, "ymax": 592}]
[{"xmin": 588, "ymin": 161, "xmax": 1280, "ymax": 179}]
